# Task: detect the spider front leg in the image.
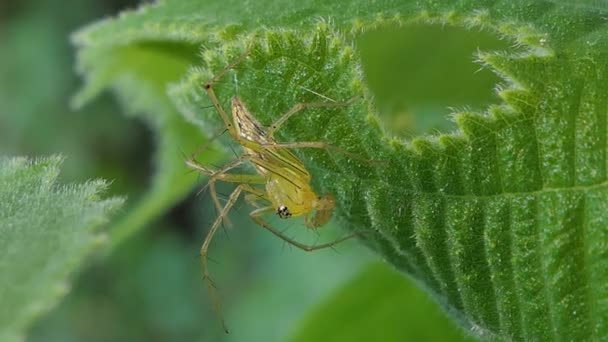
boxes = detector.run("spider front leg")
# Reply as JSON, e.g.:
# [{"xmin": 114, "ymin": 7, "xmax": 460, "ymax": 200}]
[
  {"xmin": 199, "ymin": 181, "xmax": 268, "ymax": 331},
  {"xmin": 264, "ymin": 97, "xmax": 375, "ymax": 163},
  {"xmin": 200, "ymin": 184, "xmax": 243, "ymax": 334},
  {"xmin": 267, "ymin": 96, "xmax": 359, "ymax": 139},
  {"xmin": 186, "ymin": 155, "xmax": 263, "ymax": 227},
  {"xmin": 202, "ymin": 49, "xmax": 252, "ymax": 143},
  {"xmin": 261, "ymin": 140, "xmax": 374, "ymax": 163},
  {"xmin": 186, "ymin": 154, "xmax": 263, "ymax": 186},
  {"xmin": 248, "ymin": 206, "xmax": 359, "ymax": 252}
]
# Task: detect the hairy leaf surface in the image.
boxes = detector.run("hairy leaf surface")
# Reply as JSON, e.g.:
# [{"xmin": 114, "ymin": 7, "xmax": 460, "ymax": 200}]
[{"xmin": 0, "ymin": 156, "xmax": 122, "ymax": 340}]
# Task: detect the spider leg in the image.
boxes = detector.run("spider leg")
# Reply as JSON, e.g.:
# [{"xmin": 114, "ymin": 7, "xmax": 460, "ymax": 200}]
[
  {"xmin": 262, "ymin": 97, "xmax": 380, "ymax": 164},
  {"xmin": 249, "ymin": 207, "xmax": 359, "ymax": 252},
  {"xmin": 199, "ymin": 182, "xmax": 272, "ymax": 333},
  {"xmin": 186, "ymin": 155, "xmax": 264, "ymax": 227},
  {"xmin": 261, "ymin": 141, "xmax": 376, "ymax": 164},
  {"xmin": 267, "ymin": 97, "xmax": 359, "ymax": 138},
  {"xmin": 203, "ymin": 48, "xmax": 251, "ymax": 143},
  {"xmin": 200, "ymin": 184, "xmax": 246, "ymax": 334}
]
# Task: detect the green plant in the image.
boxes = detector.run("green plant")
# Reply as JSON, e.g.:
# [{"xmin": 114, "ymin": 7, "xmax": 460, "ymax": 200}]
[
  {"xmin": 291, "ymin": 262, "xmax": 477, "ymax": 341},
  {"xmin": 73, "ymin": 0, "xmax": 608, "ymax": 340},
  {"xmin": 4, "ymin": 0, "xmax": 608, "ymax": 340},
  {"xmin": 0, "ymin": 156, "xmax": 122, "ymax": 341}
]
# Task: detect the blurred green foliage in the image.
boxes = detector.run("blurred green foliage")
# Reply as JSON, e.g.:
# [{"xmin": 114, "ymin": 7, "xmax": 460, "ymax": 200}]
[
  {"xmin": 1, "ymin": 0, "xmax": 510, "ymax": 341},
  {"xmin": 359, "ymin": 24, "xmax": 510, "ymax": 137},
  {"xmin": 291, "ymin": 263, "xmax": 477, "ymax": 342},
  {"xmin": 0, "ymin": 0, "xmax": 151, "ymax": 194}
]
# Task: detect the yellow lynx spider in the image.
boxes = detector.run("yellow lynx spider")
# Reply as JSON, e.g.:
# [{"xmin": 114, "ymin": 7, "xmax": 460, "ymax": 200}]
[{"xmin": 186, "ymin": 50, "xmax": 361, "ymax": 333}]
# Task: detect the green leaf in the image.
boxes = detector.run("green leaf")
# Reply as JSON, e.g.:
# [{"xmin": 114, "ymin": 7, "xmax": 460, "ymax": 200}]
[
  {"xmin": 73, "ymin": 0, "xmax": 608, "ymax": 340},
  {"xmin": 290, "ymin": 262, "xmax": 476, "ymax": 341},
  {"xmin": 0, "ymin": 156, "xmax": 123, "ymax": 341}
]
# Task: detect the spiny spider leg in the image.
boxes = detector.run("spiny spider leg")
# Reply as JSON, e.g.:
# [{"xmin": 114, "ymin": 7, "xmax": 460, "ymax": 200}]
[
  {"xmin": 203, "ymin": 49, "xmax": 251, "ymax": 142},
  {"xmin": 200, "ymin": 183, "xmax": 264, "ymax": 334},
  {"xmin": 186, "ymin": 155, "xmax": 261, "ymax": 227},
  {"xmin": 262, "ymin": 97, "xmax": 379, "ymax": 164},
  {"xmin": 200, "ymin": 184, "xmax": 242, "ymax": 334},
  {"xmin": 248, "ymin": 206, "xmax": 359, "ymax": 252},
  {"xmin": 267, "ymin": 97, "xmax": 359, "ymax": 138},
  {"xmin": 261, "ymin": 141, "xmax": 377, "ymax": 164}
]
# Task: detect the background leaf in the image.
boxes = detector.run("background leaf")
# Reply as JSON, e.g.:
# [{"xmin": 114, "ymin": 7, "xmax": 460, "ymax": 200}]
[
  {"xmin": 290, "ymin": 262, "xmax": 476, "ymax": 342},
  {"xmin": 0, "ymin": 156, "xmax": 122, "ymax": 340}
]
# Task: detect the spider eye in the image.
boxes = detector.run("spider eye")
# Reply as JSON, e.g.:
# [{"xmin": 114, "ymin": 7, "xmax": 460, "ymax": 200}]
[{"xmin": 276, "ymin": 205, "xmax": 292, "ymax": 219}]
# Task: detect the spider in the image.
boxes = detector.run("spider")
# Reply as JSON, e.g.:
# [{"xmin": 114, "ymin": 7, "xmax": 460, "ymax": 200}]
[{"xmin": 186, "ymin": 49, "xmax": 361, "ymax": 333}]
